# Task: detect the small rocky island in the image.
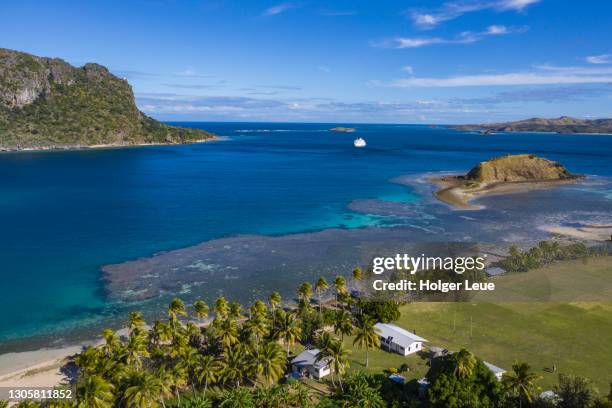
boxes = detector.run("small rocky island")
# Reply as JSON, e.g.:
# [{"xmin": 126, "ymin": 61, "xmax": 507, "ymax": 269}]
[
  {"xmin": 431, "ymin": 154, "xmax": 583, "ymax": 209},
  {"xmin": 0, "ymin": 48, "xmax": 215, "ymax": 151},
  {"xmin": 329, "ymin": 126, "xmax": 356, "ymax": 132}
]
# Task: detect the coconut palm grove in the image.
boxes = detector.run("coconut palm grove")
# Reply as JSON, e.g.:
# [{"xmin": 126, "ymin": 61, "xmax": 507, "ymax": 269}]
[{"xmin": 2, "ymin": 267, "xmax": 610, "ymax": 408}]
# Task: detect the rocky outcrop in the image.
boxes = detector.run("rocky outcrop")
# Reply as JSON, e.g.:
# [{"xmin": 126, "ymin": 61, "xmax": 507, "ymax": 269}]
[
  {"xmin": 0, "ymin": 48, "xmax": 214, "ymax": 150},
  {"xmin": 329, "ymin": 127, "xmax": 356, "ymax": 132},
  {"xmin": 465, "ymin": 154, "xmax": 575, "ymax": 182}
]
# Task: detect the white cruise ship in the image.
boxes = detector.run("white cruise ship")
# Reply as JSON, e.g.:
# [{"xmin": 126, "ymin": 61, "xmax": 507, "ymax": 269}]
[{"xmin": 353, "ymin": 137, "xmax": 366, "ymax": 148}]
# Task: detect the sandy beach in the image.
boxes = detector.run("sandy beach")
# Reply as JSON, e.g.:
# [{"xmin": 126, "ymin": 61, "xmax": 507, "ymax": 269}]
[
  {"xmin": 0, "ymin": 319, "xmax": 215, "ymax": 390},
  {"xmin": 0, "ymin": 346, "xmax": 83, "ymax": 388},
  {"xmin": 429, "ymin": 175, "xmax": 582, "ymax": 210},
  {"xmin": 540, "ymin": 224, "xmax": 612, "ymax": 242},
  {"xmin": 0, "ymin": 137, "xmax": 218, "ymax": 153}
]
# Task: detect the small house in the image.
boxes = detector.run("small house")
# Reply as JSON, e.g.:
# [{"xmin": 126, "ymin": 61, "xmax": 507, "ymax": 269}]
[
  {"xmin": 483, "ymin": 361, "xmax": 506, "ymax": 381},
  {"xmin": 291, "ymin": 348, "xmax": 331, "ymax": 379},
  {"xmin": 374, "ymin": 323, "xmax": 428, "ymax": 356}
]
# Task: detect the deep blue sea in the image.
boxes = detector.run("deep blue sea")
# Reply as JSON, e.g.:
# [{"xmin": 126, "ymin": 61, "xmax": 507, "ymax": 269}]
[{"xmin": 1, "ymin": 122, "xmax": 612, "ymax": 350}]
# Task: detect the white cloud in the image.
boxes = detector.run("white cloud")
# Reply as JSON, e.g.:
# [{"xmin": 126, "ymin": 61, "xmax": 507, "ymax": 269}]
[
  {"xmin": 395, "ymin": 37, "xmax": 445, "ymax": 48},
  {"xmin": 486, "ymin": 25, "xmax": 508, "ymax": 35},
  {"xmin": 373, "ymin": 25, "xmax": 519, "ymax": 49},
  {"xmin": 388, "ymin": 65, "xmax": 612, "ymax": 87},
  {"xmin": 263, "ymin": 3, "xmax": 294, "ymax": 16},
  {"xmin": 496, "ymin": 0, "xmax": 540, "ymax": 11},
  {"xmin": 410, "ymin": 0, "xmax": 540, "ymax": 28},
  {"xmin": 402, "ymin": 65, "xmax": 414, "ymax": 74},
  {"xmin": 413, "ymin": 14, "xmax": 441, "ymax": 26},
  {"xmin": 317, "ymin": 66, "xmax": 331, "ymax": 73},
  {"xmin": 586, "ymin": 54, "xmax": 612, "ymax": 64}
]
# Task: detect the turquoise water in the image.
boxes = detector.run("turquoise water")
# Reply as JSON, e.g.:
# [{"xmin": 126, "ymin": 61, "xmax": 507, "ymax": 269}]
[{"xmin": 1, "ymin": 123, "xmax": 611, "ymax": 348}]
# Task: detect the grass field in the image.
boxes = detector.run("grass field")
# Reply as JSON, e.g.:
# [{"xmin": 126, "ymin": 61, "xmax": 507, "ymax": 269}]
[
  {"xmin": 295, "ymin": 257, "xmax": 612, "ymax": 394},
  {"xmin": 396, "ymin": 301, "xmax": 612, "ymax": 392},
  {"xmin": 395, "ymin": 257, "xmax": 612, "ymax": 392}
]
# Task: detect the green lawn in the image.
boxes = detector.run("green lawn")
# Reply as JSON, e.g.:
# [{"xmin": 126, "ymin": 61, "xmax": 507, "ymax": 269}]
[
  {"xmin": 294, "ymin": 257, "xmax": 612, "ymax": 392},
  {"xmin": 342, "ymin": 333, "xmax": 430, "ymax": 381},
  {"xmin": 395, "ymin": 257, "xmax": 612, "ymax": 391},
  {"xmin": 397, "ymin": 301, "xmax": 612, "ymax": 391}
]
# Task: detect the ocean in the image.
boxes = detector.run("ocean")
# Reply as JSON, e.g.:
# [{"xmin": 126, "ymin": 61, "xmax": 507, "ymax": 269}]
[{"xmin": 1, "ymin": 122, "xmax": 611, "ymax": 351}]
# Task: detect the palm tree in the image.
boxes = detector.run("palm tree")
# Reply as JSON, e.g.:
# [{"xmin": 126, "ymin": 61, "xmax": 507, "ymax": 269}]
[
  {"xmin": 298, "ymin": 282, "xmax": 312, "ymax": 306},
  {"xmin": 101, "ymin": 328, "xmax": 120, "ymax": 358},
  {"xmin": 193, "ymin": 300, "xmax": 209, "ymax": 322},
  {"xmin": 273, "ymin": 310, "xmax": 302, "ymax": 355},
  {"xmin": 333, "ymin": 310, "xmax": 353, "ymax": 342},
  {"xmin": 317, "ymin": 340, "xmax": 350, "ymax": 390},
  {"xmin": 180, "ymin": 347, "xmax": 203, "ymax": 391},
  {"xmin": 344, "ymin": 383, "xmax": 385, "ymax": 408},
  {"xmin": 153, "ymin": 367, "xmax": 174, "ymax": 408},
  {"xmin": 229, "ymin": 301, "xmax": 243, "ymax": 319},
  {"xmin": 290, "ymin": 382, "xmax": 313, "ymax": 408},
  {"xmin": 453, "ymin": 348, "xmax": 477, "ymax": 378},
  {"xmin": 76, "ymin": 375, "xmax": 114, "ymax": 408},
  {"xmin": 314, "ymin": 276, "xmax": 328, "ymax": 314},
  {"xmin": 268, "ymin": 292, "xmax": 281, "ymax": 315},
  {"xmin": 502, "ymin": 362, "xmax": 540, "ymax": 408},
  {"xmin": 214, "ymin": 296, "xmax": 229, "ymax": 320},
  {"xmin": 219, "ymin": 387, "xmax": 254, "ymax": 408},
  {"xmin": 352, "ymin": 267, "xmax": 363, "ymax": 288},
  {"xmin": 250, "ymin": 300, "xmax": 268, "ymax": 319},
  {"xmin": 149, "ymin": 321, "xmax": 172, "ymax": 346},
  {"xmin": 222, "ymin": 347, "xmax": 246, "ymax": 387},
  {"xmin": 182, "ymin": 395, "xmax": 212, "ymax": 408},
  {"xmin": 196, "ymin": 355, "xmax": 221, "ymax": 391},
  {"xmin": 334, "ymin": 276, "xmax": 347, "ymax": 308},
  {"xmin": 251, "ymin": 341, "xmax": 286, "ymax": 386},
  {"xmin": 245, "ymin": 314, "xmax": 269, "ymax": 344},
  {"xmin": 217, "ymin": 318, "xmax": 239, "ymax": 348},
  {"xmin": 14, "ymin": 401, "xmax": 40, "ymax": 408},
  {"xmin": 316, "ymin": 331, "xmax": 334, "ymax": 352},
  {"xmin": 352, "ymin": 317, "xmax": 380, "ymax": 368},
  {"xmin": 168, "ymin": 365, "xmax": 188, "ymax": 404},
  {"xmin": 168, "ymin": 298, "xmax": 187, "ymax": 332},
  {"xmin": 122, "ymin": 329, "xmax": 150, "ymax": 370},
  {"xmin": 123, "ymin": 372, "xmax": 164, "ymax": 408},
  {"xmin": 127, "ymin": 312, "xmax": 146, "ymax": 334}
]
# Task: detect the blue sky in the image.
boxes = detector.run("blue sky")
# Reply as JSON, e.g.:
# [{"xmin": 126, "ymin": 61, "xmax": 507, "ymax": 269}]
[{"xmin": 1, "ymin": 0, "xmax": 611, "ymax": 123}]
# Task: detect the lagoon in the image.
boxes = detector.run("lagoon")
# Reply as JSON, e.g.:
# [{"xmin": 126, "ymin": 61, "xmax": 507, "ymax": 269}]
[{"xmin": 1, "ymin": 122, "xmax": 611, "ymax": 351}]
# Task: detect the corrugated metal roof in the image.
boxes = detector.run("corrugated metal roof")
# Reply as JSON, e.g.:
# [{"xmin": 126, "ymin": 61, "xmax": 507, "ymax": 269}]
[
  {"xmin": 484, "ymin": 361, "xmax": 506, "ymax": 374},
  {"xmin": 374, "ymin": 323, "xmax": 428, "ymax": 348},
  {"xmin": 291, "ymin": 348, "xmax": 329, "ymax": 369}
]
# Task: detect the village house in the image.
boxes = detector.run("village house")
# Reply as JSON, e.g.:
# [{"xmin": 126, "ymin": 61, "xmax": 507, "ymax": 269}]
[
  {"xmin": 374, "ymin": 322, "xmax": 428, "ymax": 356},
  {"xmin": 290, "ymin": 348, "xmax": 331, "ymax": 379},
  {"xmin": 484, "ymin": 361, "xmax": 506, "ymax": 381}
]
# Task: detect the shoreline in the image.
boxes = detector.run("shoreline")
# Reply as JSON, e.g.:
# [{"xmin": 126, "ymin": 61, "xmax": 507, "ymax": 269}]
[
  {"xmin": 0, "ymin": 319, "xmax": 213, "ymax": 388},
  {"xmin": 0, "ymin": 137, "xmax": 219, "ymax": 154},
  {"xmin": 429, "ymin": 175, "xmax": 584, "ymax": 210},
  {"xmin": 540, "ymin": 224, "xmax": 612, "ymax": 242}
]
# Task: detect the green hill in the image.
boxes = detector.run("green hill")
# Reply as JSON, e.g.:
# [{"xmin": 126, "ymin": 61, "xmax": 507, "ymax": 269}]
[
  {"xmin": 0, "ymin": 48, "xmax": 214, "ymax": 150},
  {"xmin": 456, "ymin": 116, "xmax": 612, "ymax": 134}
]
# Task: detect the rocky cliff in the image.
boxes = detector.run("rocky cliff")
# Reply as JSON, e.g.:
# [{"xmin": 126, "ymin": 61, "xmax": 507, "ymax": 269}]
[
  {"xmin": 0, "ymin": 48, "xmax": 214, "ymax": 150},
  {"xmin": 465, "ymin": 154, "xmax": 575, "ymax": 182}
]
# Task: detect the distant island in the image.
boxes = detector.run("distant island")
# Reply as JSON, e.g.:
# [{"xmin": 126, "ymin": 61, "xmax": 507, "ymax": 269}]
[
  {"xmin": 431, "ymin": 154, "xmax": 583, "ymax": 209},
  {"xmin": 329, "ymin": 126, "xmax": 356, "ymax": 132},
  {"xmin": 0, "ymin": 48, "xmax": 215, "ymax": 151},
  {"xmin": 456, "ymin": 116, "xmax": 612, "ymax": 134}
]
